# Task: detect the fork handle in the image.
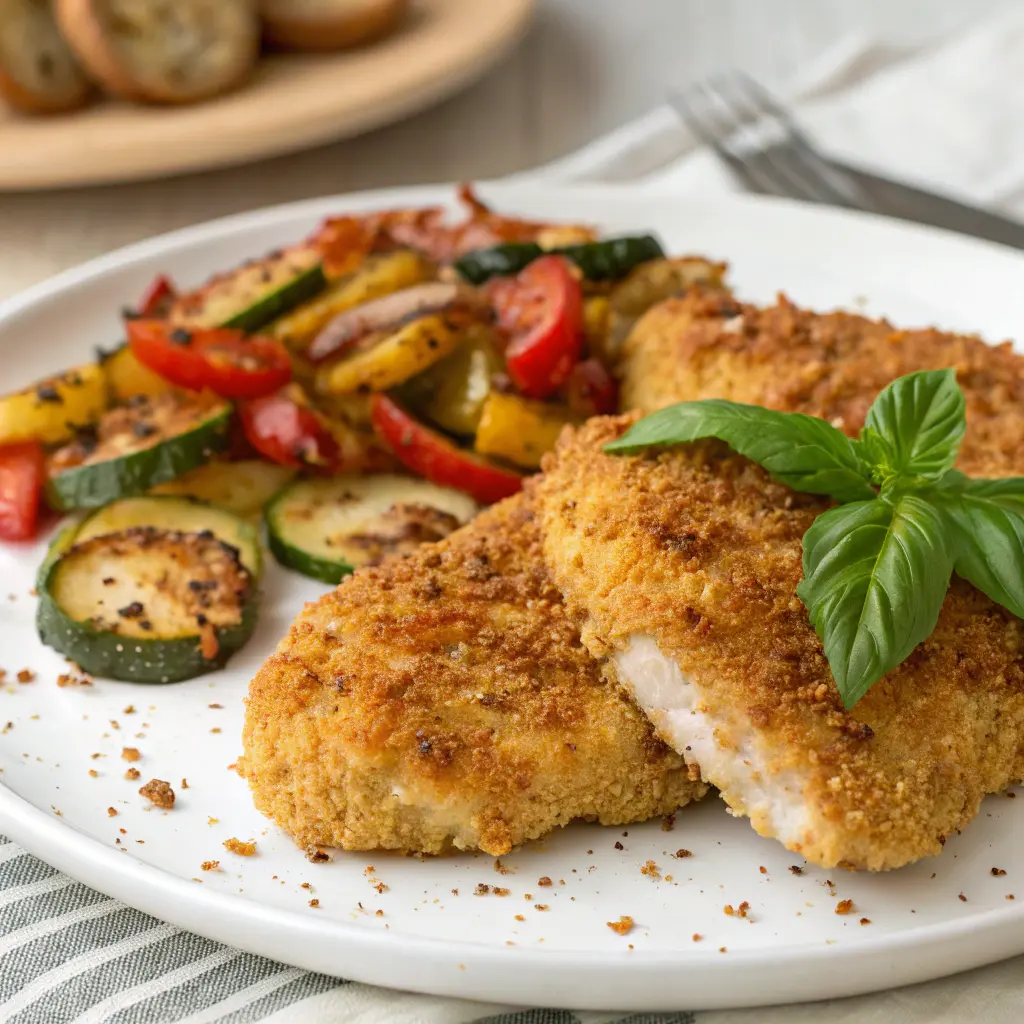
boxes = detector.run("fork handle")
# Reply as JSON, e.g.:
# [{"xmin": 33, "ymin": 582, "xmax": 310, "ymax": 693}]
[{"xmin": 825, "ymin": 157, "xmax": 1024, "ymax": 251}]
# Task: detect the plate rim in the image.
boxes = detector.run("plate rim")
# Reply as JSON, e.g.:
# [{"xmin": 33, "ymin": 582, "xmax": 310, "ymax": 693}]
[{"xmin": 2, "ymin": 182, "xmax": 1024, "ymax": 1010}]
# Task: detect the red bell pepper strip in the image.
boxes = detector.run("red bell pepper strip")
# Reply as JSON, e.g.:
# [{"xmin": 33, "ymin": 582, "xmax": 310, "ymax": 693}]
[
  {"xmin": 370, "ymin": 394, "xmax": 521, "ymax": 505},
  {"xmin": 0, "ymin": 442, "xmax": 45, "ymax": 541},
  {"xmin": 238, "ymin": 392, "xmax": 340, "ymax": 471},
  {"xmin": 127, "ymin": 320, "xmax": 291, "ymax": 400},
  {"xmin": 488, "ymin": 255, "xmax": 584, "ymax": 399}
]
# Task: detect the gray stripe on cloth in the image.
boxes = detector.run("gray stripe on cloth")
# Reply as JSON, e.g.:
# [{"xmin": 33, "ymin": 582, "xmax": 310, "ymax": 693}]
[
  {"xmin": 107, "ymin": 950, "xmax": 294, "ymax": 1024},
  {"xmin": 468, "ymin": 1012, "xmax": 579, "ymax": 1024},
  {"xmin": 0, "ymin": 850, "xmax": 59, "ymax": 891},
  {"xmin": 0, "ymin": 898, "xmax": 122, "ymax": 958},
  {"xmin": 0, "ymin": 879, "xmax": 112, "ymax": 937},
  {"xmin": 14, "ymin": 927, "xmax": 232, "ymax": 1024},
  {"xmin": 0, "ymin": 902, "xmax": 170, "ymax": 1003},
  {"xmin": 204, "ymin": 971, "xmax": 343, "ymax": 1024},
  {"xmin": 612, "ymin": 1015, "xmax": 697, "ymax": 1024}
]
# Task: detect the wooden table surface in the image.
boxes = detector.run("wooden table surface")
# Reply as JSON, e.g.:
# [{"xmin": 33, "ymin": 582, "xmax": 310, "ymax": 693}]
[{"xmin": 0, "ymin": 0, "xmax": 1011, "ymax": 302}]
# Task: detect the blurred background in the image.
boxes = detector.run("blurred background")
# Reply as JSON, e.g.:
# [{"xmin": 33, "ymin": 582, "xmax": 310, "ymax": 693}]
[{"xmin": 0, "ymin": 0, "xmax": 1014, "ymax": 300}]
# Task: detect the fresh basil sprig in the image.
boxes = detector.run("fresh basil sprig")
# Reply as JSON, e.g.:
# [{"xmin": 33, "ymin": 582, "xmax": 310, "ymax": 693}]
[{"xmin": 606, "ymin": 368, "xmax": 1021, "ymax": 709}]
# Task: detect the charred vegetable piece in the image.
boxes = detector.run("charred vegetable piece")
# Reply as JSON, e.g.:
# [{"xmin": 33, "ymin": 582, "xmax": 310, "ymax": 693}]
[
  {"xmin": 397, "ymin": 323, "xmax": 503, "ymax": 437},
  {"xmin": 265, "ymin": 474, "xmax": 476, "ymax": 584},
  {"xmin": 307, "ymin": 282, "xmax": 483, "ymax": 365},
  {"xmin": 168, "ymin": 245, "xmax": 326, "ymax": 334},
  {"xmin": 136, "ymin": 274, "xmax": 178, "ymax": 318},
  {"xmin": 74, "ymin": 495, "xmax": 262, "ymax": 577},
  {"xmin": 0, "ymin": 442, "xmax": 45, "ymax": 541},
  {"xmin": 127, "ymin": 321, "xmax": 292, "ymax": 399},
  {"xmin": 0, "ymin": 364, "xmax": 107, "ymax": 445},
  {"xmin": 268, "ymin": 251, "xmax": 434, "ymax": 351},
  {"xmin": 489, "ymin": 255, "xmax": 584, "ymax": 399},
  {"xmin": 46, "ymin": 392, "xmax": 231, "ymax": 511},
  {"xmin": 562, "ymin": 358, "xmax": 619, "ymax": 418},
  {"xmin": 37, "ymin": 523, "xmax": 258, "ymax": 684},
  {"xmin": 315, "ymin": 313, "xmax": 462, "ymax": 394},
  {"xmin": 602, "ymin": 257, "xmax": 727, "ymax": 362},
  {"xmin": 474, "ymin": 392, "xmax": 575, "ymax": 470},
  {"xmin": 371, "ymin": 394, "xmax": 522, "ymax": 505},
  {"xmin": 455, "ymin": 235, "xmax": 665, "ymax": 285},
  {"xmin": 100, "ymin": 344, "xmax": 177, "ymax": 403},
  {"xmin": 149, "ymin": 459, "xmax": 296, "ymax": 518}
]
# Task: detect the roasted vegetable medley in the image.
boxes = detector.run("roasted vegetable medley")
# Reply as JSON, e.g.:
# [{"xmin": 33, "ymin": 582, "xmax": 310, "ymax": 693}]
[{"xmin": 0, "ymin": 186, "xmax": 724, "ymax": 682}]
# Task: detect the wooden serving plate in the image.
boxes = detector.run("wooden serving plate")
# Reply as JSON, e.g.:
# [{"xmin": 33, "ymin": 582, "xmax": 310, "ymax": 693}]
[{"xmin": 0, "ymin": 0, "xmax": 534, "ymax": 190}]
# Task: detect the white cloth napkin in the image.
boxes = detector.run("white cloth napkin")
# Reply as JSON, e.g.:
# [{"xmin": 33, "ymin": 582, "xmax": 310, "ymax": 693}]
[{"xmin": 5, "ymin": 10, "xmax": 1024, "ymax": 1024}]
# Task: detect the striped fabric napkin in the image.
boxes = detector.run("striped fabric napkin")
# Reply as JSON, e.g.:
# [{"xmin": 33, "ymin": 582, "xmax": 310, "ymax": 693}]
[{"xmin": 5, "ymin": 11, "xmax": 1024, "ymax": 1023}]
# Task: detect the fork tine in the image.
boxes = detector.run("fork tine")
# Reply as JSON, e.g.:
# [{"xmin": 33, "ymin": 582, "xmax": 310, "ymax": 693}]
[
  {"xmin": 726, "ymin": 73, "xmax": 872, "ymax": 208},
  {"xmin": 713, "ymin": 75, "xmax": 856, "ymax": 207},
  {"xmin": 668, "ymin": 86, "xmax": 797, "ymax": 199}
]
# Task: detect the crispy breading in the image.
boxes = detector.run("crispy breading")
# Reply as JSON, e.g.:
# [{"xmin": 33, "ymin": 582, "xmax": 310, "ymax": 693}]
[
  {"xmin": 241, "ymin": 494, "xmax": 705, "ymax": 856},
  {"xmin": 620, "ymin": 290, "xmax": 1024, "ymax": 477},
  {"xmin": 534, "ymin": 416, "xmax": 1024, "ymax": 870}
]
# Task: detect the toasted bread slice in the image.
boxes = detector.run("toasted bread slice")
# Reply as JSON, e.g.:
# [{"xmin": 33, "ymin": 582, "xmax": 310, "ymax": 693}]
[
  {"xmin": 56, "ymin": 0, "xmax": 259, "ymax": 104},
  {"xmin": 0, "ymin": 0, "xmax": 92, "ymax": 113},
  {"xmin": 259, "ymin": 0, "xmax": 407, "ymax": 52}
]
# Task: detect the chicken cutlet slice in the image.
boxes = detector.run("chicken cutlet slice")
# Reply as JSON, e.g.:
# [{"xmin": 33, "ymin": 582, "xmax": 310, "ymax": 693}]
[
  {"xmin": 620, "ymin": 290, "xmax": 1024, "ymax": 476},
  {"xmin": 241, "ymin": 492, "xmax": 704, "ymax": 856},
  {"xmin": 534, "ymin": 417, "xmax": 1024, "ymax": 870}
]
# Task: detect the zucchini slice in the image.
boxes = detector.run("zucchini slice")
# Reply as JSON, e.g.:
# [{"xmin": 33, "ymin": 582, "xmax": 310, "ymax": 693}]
[
  {"xmin": 454, "ymin": 235, "xmax": 666, "ymax": 285},
  {"xmin": 46, "ymin": 392, "xmax": 232, "ymax": 510},
  {"xmin": 75, "ymin": 495, "xmax": 262, "ymax": 577},
  {"xmin": 150, "ymin": 459, "xmax": 296, "ymax": 518},
  {"xmin": 37, "ymin": 525, "xmax": 258, "ymax": 684},
  {"xmin": 265, "ymin": 474, "xmax": 477, "ymax": 584},
  {"xmin": 314, "ymin": 314, "xmax": 462, "ymax": 395},
  {"xmin": 168, "ymin": 245, "xmax": 327, "ymax": 334},
  {"xmin": 0, "ymin": 364, "xmax": 107, "ymax": 445},
  {"xmin": 268, "ymin": 251, "xmax": 434, "ymax": 351}
]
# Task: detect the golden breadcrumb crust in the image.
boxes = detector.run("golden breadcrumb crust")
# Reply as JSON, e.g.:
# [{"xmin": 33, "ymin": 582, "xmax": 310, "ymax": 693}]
[
  {"xmin": 534, "ymin": 416, "xmax": 1024, "ymax": 870},
  {"xmin": 241, "ymin": 493, "xmax": 704, "ymax": 856},
  {"xmin": 620, "ymin": 290, "xmax": 1024, "ymax": 478}
]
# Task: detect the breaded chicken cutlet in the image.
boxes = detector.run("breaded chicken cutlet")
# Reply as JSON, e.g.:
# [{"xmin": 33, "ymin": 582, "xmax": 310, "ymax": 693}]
[
  {"xmin": 241, "ymin": 493, "xmax": 705, "ymax": 856},
  {"xmin": 619, "ymin": 290, "xmax": 1024, "ymax": 476},
  {"xmin": 534, "ymin": 417, "xmax": 1024, "ymax": 871}
]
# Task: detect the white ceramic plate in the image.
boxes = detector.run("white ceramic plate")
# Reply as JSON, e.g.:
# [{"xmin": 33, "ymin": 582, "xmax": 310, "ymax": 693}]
[{"xmin": 1, "ymin": 185, "xmax": 1022, "ymax": 1013}]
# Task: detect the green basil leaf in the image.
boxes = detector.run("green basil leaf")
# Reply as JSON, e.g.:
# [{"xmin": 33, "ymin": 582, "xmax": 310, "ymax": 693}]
[
  {"xmin": 928, "ymin": 474, "xmax": 1024, "ymax": 619},
  {"xmin": 860, "ymin": 369, "xmax": 965, "ymax": 484},
  {"xmin": 605, "ymin": 399, "xmax": 876, "ymax": 503},
  {"xmin": 797, "ymin": 495, "xmax": 953, "ymax": 708}
]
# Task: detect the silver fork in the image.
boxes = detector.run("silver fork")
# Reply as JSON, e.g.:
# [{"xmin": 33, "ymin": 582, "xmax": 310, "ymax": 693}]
[
  {"xmin": 669, "ymin": 72, "xmax": 1024, "ymax": 250},
  {"xmin": 669, "ymin": 73, "xmax": 872, "ymax": 208}
]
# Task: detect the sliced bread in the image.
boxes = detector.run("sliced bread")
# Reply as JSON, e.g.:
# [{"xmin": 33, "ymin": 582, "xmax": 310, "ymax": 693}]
[
  {"xmin": 0, "ymin": 0, "xmax": 92, "ymax": 113},
  {"xmin": 56, "ymin": 0, "xmax": 260, "ymax": 104},
  {"xmin": 260, "ymin": 0, "xmax": 407, "ymax": 53}
]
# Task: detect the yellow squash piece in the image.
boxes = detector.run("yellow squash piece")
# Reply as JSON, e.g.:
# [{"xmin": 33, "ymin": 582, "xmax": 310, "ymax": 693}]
[
  {"xmin": 315, "ymin": 314, "xmax": 461, "ymax": 395},
  {"xmin": 102, "ymin": 345, "xmax": 176, "ymax": 403},
  {"xmin": 269, "ymin": 251, "xmax": 434, "ymax": 351},
  {"xmin": 474, "ymin": 391, "xmax": 575, "ymax": 470},
  {"xmin": 0, "ymin": 364, "xmax": 107, "ymax": 445},
  {"xmin": 583, "ymin": 296, "xmax": 610, "ymax": 353}
]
